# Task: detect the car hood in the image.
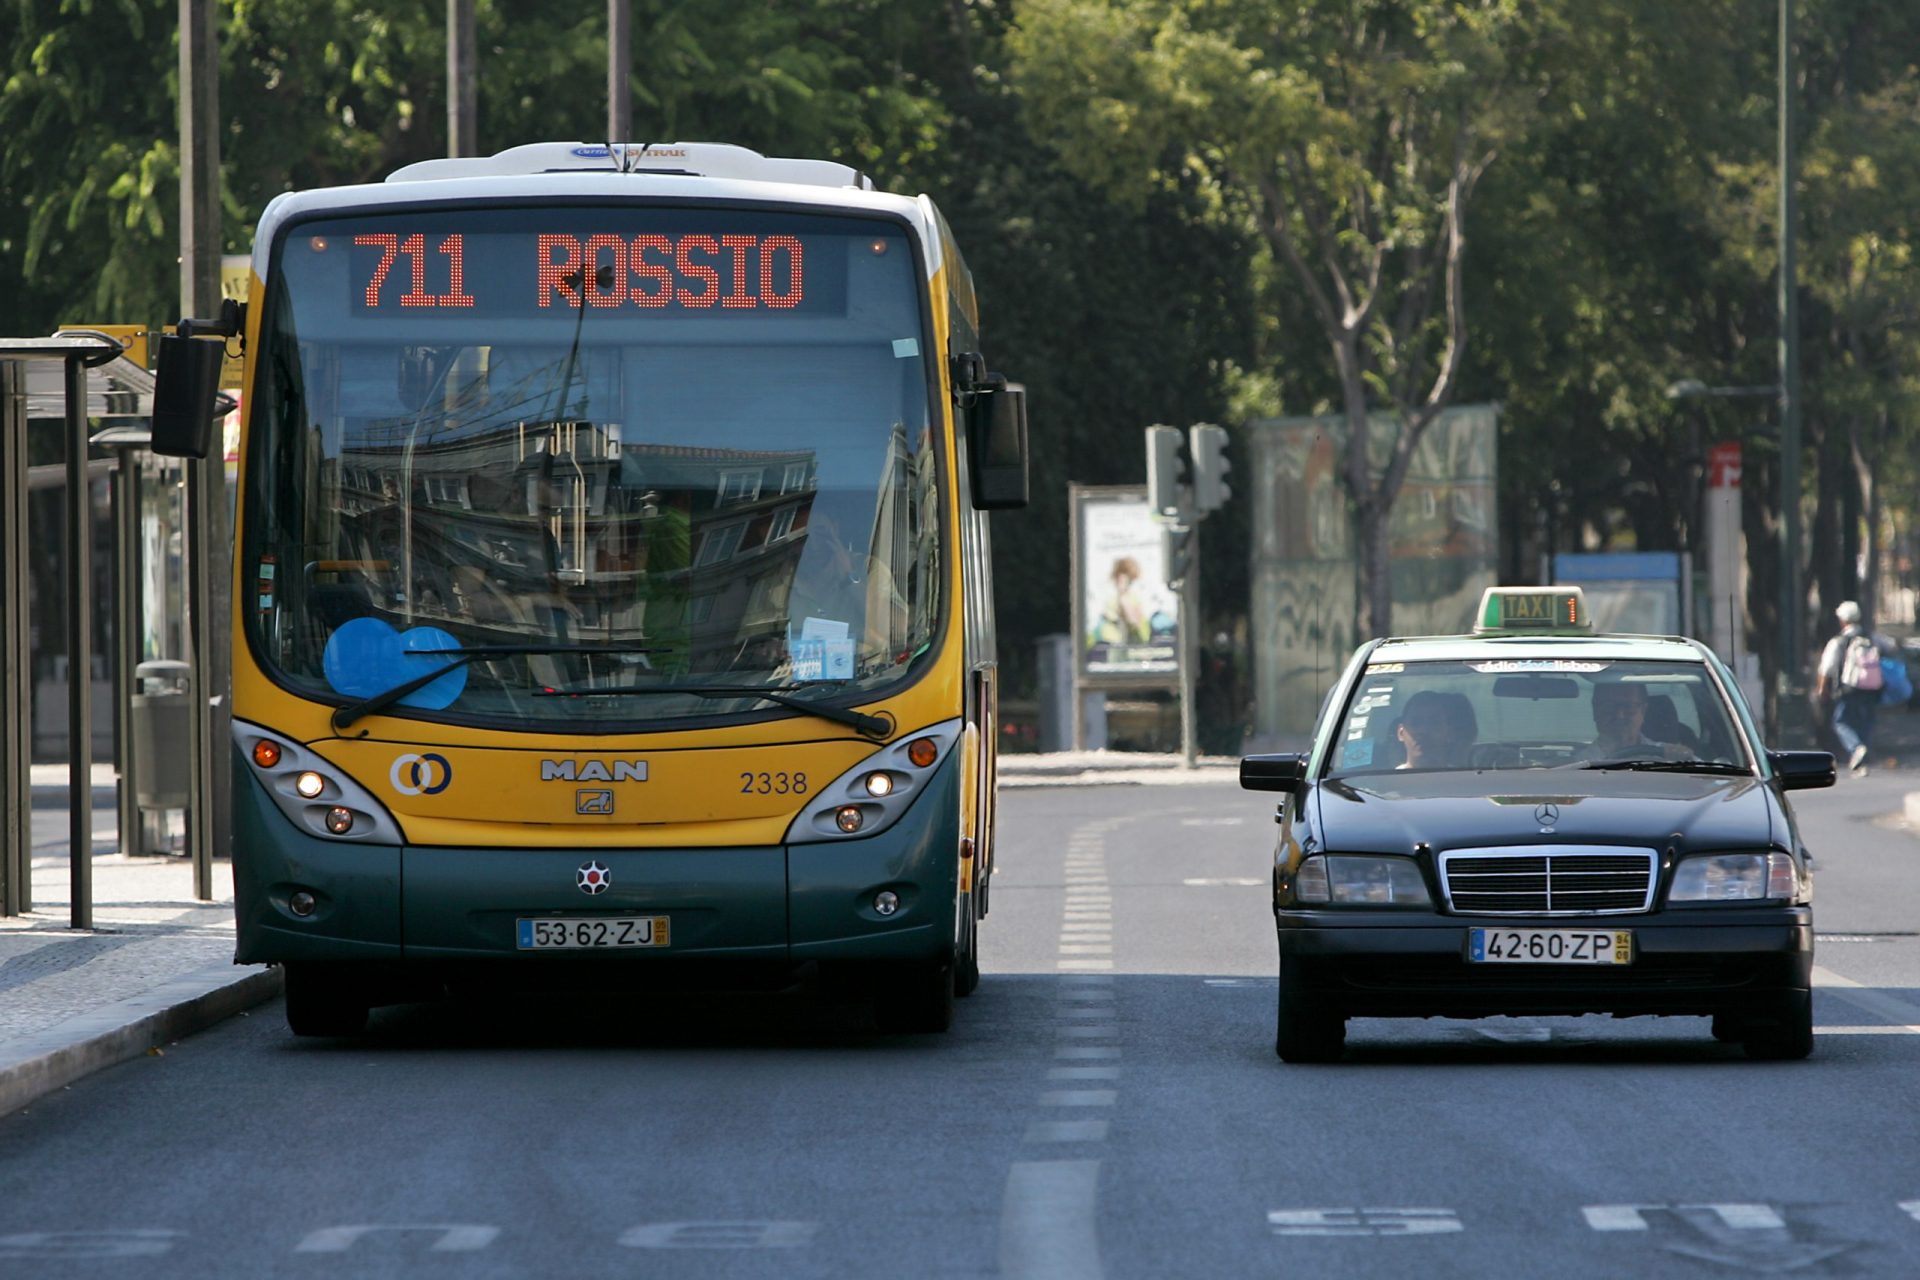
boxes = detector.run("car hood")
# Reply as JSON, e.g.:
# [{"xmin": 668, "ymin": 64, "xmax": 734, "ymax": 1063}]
[{"xmin": 1310, "ymin": 769, "xmax": 1778, "ymax": 855}]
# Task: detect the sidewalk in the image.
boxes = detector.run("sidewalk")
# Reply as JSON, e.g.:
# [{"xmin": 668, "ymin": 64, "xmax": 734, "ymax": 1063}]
[{"xmin": 1, "ymin": 769, "xmax": 279, "ymax": 1118}]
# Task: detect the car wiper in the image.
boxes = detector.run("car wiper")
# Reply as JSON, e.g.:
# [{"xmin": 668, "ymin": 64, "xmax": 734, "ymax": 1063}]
[
  {"xmin": 1580, "ymin": 759, "xmax": 1753, "ymax": 775},
  {"xmin": 331, "ymin": 644, "xmax": 662, "ymax": 732},
  {"xmin": 534, "ymin": 681, "xmax": 891, "ymax": 739}
]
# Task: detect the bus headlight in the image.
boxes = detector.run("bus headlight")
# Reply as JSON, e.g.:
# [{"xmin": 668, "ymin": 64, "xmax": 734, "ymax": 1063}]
[
  {"xmin": 235, "ymin": 720, "xmax": 405, "ymax": 845},
  {"xmin": 785, "ymin": 717, "xmax": 963, "ymax": 843}
]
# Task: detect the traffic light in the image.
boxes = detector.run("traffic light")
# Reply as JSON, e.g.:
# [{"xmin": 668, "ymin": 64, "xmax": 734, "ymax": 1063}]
[
  {"xmin": 1146, "ymin": 424, "xmax": 1191, "ymax": 522},
  {"xmin": 1190, "ymin": 423, "xmax": 1232, "ymax": 515}
]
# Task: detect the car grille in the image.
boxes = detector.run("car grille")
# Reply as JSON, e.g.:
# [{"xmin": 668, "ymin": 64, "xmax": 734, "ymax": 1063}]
[{"xmin": 1439, "ymin": 847, "xmax": 1656, "ymax": 915}]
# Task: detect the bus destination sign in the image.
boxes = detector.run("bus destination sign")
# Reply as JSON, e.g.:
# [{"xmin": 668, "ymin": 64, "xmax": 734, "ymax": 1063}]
[{"xmin": 342, "ymin": 229, "xmax": 849, "ymax": 317}]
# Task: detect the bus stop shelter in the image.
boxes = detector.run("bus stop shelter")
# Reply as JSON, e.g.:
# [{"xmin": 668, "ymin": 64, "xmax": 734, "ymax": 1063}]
[{"xmin": 1, "ymin": 333, "xmax": 214, "ymax": 926}]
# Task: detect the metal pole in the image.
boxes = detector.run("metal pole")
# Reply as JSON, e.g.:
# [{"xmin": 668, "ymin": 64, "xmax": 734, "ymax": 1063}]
[
  {"xmin": 608, "ymin": 0, "xmax": 631, "ymax": 143},
  {"xmin": 1777, "ymin": 0, "xmax": 1803, "ymax": 713},
  {"xmin": 65, "ymin": 356, "xmax": 94, "ymax": 929},
  {"xmin": 0, "ymin": 362, "xmax": 28, "ymax": 915},
  {"xmin": 113, "ymin": 446, "xmax": 139, "ymax": 857},
  {"xmin": 181, "ymin": 0, "xmax": 221, "ymax": 902},
  {"xmin": 1179, "ymin": 524, "xmax": 1199, "ymax": 767},
  {"xmin": 448, "ymin": 0, "xmax": 477, "ymax": 157}
]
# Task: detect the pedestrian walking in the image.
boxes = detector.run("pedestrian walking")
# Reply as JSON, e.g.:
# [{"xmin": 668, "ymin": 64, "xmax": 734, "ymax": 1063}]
[{"xmin": 1814, "ymin": 600, "xmax": 1894, "ymax": 775}]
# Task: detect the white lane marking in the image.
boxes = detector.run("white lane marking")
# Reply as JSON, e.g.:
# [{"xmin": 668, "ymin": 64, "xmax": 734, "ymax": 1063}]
[
  {"xmin": 1184, "ymin": 877, "xmax": 1264, "ymax": 886},
  {"xmin": 1813, "ymin": 965, "xmax": 1920, "ymax": 1033},
  {"xmin": 999, "ymin": 1160, "xmax": 1104, "ymax": 1280},
  {"xmin": 296, "ymin": 1225, "xmax": 499, "ymax": 1253},
  {"xmin": 1056, "ymin": 1046, "xmax": 1121, "ymax": 1059},
  {"xmin": 1057, "ymin": 959, "xmax": 1115, "ymax": 971},
  {"xmin": 1058, "ymin": 1025, "xmax": 1117, "ymax": 1038},
  {"xmin": 1181, "ymin": 817, "xmax": 1244, "ymax": 826},
  {"xmin": 617, "ymin": 1222, "xmax": 817, "ymax": 1249},
  {"xmin": 1050, "ymin": 1066, "xmax": 1121, "ymax": 1080},
  {"xmin": 1040, "ymin": 1090, "xmax": 1117, "ymax": 1107},
  {"xmin": 1024, "ymin": 1120, "xmax": 1111, "ymax": 1143},
  {"xmin": 0, "ymin": 1231, "xmax": 182, "ymax": 1259},
  {"xmin": 1900, "ymin": 1201, "xmax": 1920, "ymax": 1221},
  {"xmin": 1058, "ymin": 945, "xmax": 1113, "ymax": 956},
  {"xmin": 1818, "ymin": 1025, "xmax": 1920, "ymax": 1034},
  {"xmin": 1268, "ymin": 1209, "xmax": 1462, "ymax": 1236},
  {"xmin": 1582, "ymin": 1204, "xmax": 1784, "ymax": 1231}
]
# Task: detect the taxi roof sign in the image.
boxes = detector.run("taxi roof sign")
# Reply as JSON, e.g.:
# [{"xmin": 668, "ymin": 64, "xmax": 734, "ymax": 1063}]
[{"xmin": 1474, "ymin": 586, "xmax": 1591, "ymax": 634}]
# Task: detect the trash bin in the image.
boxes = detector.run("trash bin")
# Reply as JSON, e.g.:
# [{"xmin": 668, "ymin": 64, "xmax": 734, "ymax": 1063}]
[{"xmin": 130, "ymin": 659, "xmax": 192, "ymax": 811}]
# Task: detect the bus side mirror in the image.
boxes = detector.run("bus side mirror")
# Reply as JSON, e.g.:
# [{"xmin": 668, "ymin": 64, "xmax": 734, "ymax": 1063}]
[
  {"xmin": 966, "ymin": 373, "xmax": 1028, "ymax": 510},
  {"xmin": 150, "ymin": 333, "xmax": 225, "ymax": 459}
]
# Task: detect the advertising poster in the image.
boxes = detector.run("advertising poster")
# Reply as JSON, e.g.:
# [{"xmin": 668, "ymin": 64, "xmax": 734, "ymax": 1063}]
[{"xmin": 1076, "ymin": 489, "xmax": 1179, "ymax": 682}]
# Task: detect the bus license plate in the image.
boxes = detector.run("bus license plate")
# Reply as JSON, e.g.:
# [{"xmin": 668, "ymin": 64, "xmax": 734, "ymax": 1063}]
[
  {"xmin": 1468, "ymin": 928, "xmax": 1630, "ymax": 965},
  {"xmin": 517, "ymin": 917, "xmax": 670, "ymax": 950}
]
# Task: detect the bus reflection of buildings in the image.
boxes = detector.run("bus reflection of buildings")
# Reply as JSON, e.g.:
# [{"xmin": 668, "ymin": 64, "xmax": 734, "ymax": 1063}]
[{"xmin": 334, "ymin": 420, "xmax": 818, "ymax": 673}]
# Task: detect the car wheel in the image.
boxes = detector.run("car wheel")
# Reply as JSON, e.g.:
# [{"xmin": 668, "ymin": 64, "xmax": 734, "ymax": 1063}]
[
  {"xmin": 1274, "ymin": 964, "xmax": 1345, "ymax": 1063},
  {"xmin": 1741, "ymin": 992, "xmax": 1814, "ymax": 1061},
  {"xmin": 283, "ymin": 964, "xmax": 370, "ymax": 1038},
  {"xmin": 874, "ymin": 962, "xmax": 955, "ymax": 1034},
  {"xmin": 954, "ymin": 893, "xmax": 981, "ymax": 999}
]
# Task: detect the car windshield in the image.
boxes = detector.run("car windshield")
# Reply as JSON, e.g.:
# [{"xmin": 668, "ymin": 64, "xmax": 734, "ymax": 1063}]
[
  {"xmin": 1325, "ymin": 658, "xmax": 1751, "ymax": 776},
  {"xmin": 242, "ymin": 204, "xmax": 940, "ymax": 730}
]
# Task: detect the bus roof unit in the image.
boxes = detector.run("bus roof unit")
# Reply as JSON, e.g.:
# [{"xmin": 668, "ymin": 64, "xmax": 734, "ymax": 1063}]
[{"xmin": 386, "ymin": 142, "xmax": 874, "ymax": 190}]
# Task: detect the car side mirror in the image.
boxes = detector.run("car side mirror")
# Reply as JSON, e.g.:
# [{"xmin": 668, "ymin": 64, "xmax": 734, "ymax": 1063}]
[
  {"xmin": 964, "ymin": 372, "xmax": 1028, "ymax": 510},
  {"xmin": 1768, "ymin": 750, "xmax": 1836, "ymax": 791},
  {"xmin": 1240, "ymin": 753, "xmax": 1306, "ymax": 792}
]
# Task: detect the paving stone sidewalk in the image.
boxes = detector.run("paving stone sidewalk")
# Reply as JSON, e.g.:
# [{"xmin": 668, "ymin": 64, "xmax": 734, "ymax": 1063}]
[{"xmin": 0, "ymin": 767, "xmax": 280, "ymax": 1118}]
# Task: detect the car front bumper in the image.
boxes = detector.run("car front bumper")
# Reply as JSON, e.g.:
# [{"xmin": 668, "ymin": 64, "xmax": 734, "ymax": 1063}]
[{"xmin": 1277, "ymin": 908, "xmax": 1812, "ymax": 1019}]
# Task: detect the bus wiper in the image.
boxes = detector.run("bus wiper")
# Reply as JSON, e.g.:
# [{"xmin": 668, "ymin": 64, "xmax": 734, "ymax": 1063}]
[
  {"xmin": 534, "ymin": 682, "xmax": 892, "ymax": 740},
  {"xmin": 331, "ymin": 644, "xmax": 662, "ymax": 732},
  {"xmin": 1580, "ymin": 759, "xmax": 1752, "ymax": 775}
]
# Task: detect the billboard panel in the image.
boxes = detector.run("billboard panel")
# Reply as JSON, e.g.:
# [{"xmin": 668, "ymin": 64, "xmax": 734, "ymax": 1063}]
[{"xmin": 1072, "ymin": 486, "xmax": 1179, "ymax": 685}]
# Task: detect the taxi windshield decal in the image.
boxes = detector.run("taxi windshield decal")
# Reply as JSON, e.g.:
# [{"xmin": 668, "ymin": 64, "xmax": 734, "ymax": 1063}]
[{"xmin": 1468, "ymin": 660, "xmax": 1610, "ymax": 673}]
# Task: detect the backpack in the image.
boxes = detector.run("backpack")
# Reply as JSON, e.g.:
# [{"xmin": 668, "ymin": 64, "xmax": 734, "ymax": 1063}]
[{"xmin": 1841, "ymin": 633, "xmax": 1884, "ymax": 692}]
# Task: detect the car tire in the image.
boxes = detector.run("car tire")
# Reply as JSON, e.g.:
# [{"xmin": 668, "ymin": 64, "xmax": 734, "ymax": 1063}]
[
  {"xmin": 283, "ymin": 964, "xmax": 370, "ymax": 1038},
  {"xmin": 1709, "ymin": 1012, "xmax": 1746, "ymax": 1043},
  {"xmin": 875, "ymin": 961, "xmax": 955, "ymax": 1034},
  {"xmin": 1741, "ymin": 992, "xmax": 1814, "ymax": 1061},
  {"xmin": 1274, "ymin": 963, "xmax": 1345, "ymax": 1063}
]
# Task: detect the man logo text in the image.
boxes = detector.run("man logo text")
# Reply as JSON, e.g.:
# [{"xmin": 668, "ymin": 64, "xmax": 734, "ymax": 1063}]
[{"xmin": 541, "ymin": 760, "xmax": 648, "ymax": 783}]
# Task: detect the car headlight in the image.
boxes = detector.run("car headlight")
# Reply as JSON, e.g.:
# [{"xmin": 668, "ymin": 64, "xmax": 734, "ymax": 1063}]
[
  {"xmin": 1667, "ymin": 852, "xmax": 1798, "ymax": 903},
  {"xmin": 1293, "ymin": 855, "xmax": 1432, "ymax": 906}
]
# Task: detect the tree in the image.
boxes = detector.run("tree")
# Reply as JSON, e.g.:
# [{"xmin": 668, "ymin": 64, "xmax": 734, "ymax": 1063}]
[{"xmin": 1011, "ymin": 0, "xmax": 1551, "ymax": 637}]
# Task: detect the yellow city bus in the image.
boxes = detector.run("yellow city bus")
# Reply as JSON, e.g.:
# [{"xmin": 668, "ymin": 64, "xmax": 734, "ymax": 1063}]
[{"xmin": 150, "ymin": 142, "xmax": 1027, "ymax": 1036}]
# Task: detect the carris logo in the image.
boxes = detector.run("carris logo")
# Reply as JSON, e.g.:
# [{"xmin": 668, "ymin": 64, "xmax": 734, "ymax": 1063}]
[{"xmin": 541, "ymin": 760, "xmax": 648, "ymax": 783}]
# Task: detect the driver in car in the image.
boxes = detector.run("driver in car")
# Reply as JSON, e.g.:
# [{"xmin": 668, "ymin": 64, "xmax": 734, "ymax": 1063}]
[
  {"xmin": 1584, "ymin": 680, "xmax": 1690, "ymax": 761},
  {"xmin": 1395, "ymin": 690, "xmax": 1474, "ymax": 769}
]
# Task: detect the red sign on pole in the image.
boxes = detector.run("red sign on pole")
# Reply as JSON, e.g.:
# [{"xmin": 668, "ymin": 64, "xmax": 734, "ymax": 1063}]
[{"xmin": 1707, "ymin": 441, "xmax": 1742, "ymax": 490}]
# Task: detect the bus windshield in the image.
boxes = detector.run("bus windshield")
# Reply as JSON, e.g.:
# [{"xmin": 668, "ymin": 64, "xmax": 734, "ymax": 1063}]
[{"xmin": 243, "ymin": 204, "xmax": 941, "ymax": 729}]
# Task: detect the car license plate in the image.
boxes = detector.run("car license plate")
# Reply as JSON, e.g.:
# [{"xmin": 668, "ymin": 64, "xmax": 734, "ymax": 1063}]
[
  {"xmin": 1468, "ymin": 927, "xmax": 1630, "ymax": 965},
  {"xmin": 516, "ymin": 916, "xmax": 670, "ymax": 950}
]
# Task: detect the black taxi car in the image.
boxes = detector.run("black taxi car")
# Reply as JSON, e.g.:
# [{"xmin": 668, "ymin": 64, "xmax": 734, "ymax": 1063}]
[{"xmin": 1240, "ymin": 587, "xmax": 1834, "ymax": 1062}]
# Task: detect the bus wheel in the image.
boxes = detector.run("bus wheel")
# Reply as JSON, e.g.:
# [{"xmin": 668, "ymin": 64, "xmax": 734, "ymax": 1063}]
[
  {"xmin": 955, "ymin": 894, "xmax": 981, "ymax": 999},
  {"xmin": 875, "ymin": 962, "xmax": 954, "ymax": 1034},
  {"xmin": 283, "ymin": 964, "xmax": 370, "ymax": 1038}
]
